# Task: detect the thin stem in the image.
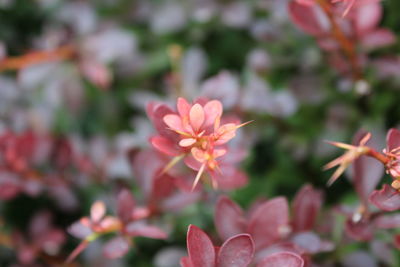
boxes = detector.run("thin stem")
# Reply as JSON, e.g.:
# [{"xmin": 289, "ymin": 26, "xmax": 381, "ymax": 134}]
[
  {"xmin": 0, "ymin": 45, "xmax": 75, "ymax": 72},
  {"xmin": 315, "ymin": 0, "xmax": 362, "ymax": 80},
  {"xmin": 366, "ymin": 148, "xmax": 390, "ymax": 165}
]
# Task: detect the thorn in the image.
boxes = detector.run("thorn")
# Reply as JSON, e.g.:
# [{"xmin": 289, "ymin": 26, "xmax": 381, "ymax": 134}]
[
  {"xmin": 236, "ymin": 120, "xmax": 254, "ymax": 129},
  {"xmin": 159, "ymin": 154, "xmax": 184, "ymax": 176},
  {"xmin": 324, "ymin": 140, "xmax": 355, "ymax": 150},
  {"xmin": 191, "ymin": 163, "xmax": 206, "ymax": 191}
]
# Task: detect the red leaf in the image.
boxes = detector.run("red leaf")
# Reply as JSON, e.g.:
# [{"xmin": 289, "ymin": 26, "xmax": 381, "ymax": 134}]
[
  {"xmin": 353, "ymin": 2, "xmax": 382, "ymax": 36},
  {"xmin": 248, "ymin": 197, "xmax": 289, "ymax": 249},
  {"xmin": 361, "ymin": 29, "xmax": 396, "ymax": 50},
  {"xmin": 257, "ymin": 251, "xmax": 304, "ymax": 267},
  {"xmin": 374, "ymin": 214, "xmax": 400, "ymax": 229},
  {"xmin": 288, "ymin": 1, "xmax": 329, "ymax": 36},
  {"xmin": 213, "ymin": 168, "xmax": 249, "ymax": 191},
  {"xmin": 292, "ymin": 184, "xmax": 323, "ymax": 232},
  {"xmin": 186, "ymin": 225, "xmax": 216, "ymax": 267},
  {"xmin": 214, "ymin": 196, "xmax": 246, "ymax": 241},
  {"xmin": 125, "ymin": 221, "xmax": 167, "ymax": 239},
  {"xmin": 386, "ymin": 128, "xmax": 400, "ymax": 152},
  {"xmin": 150, "ymin": 136, "xmax": 181, "ymax": 156},
  {"xmin": 345, "ymin": 219, "xmax": 373, "ymax": 241},
  {"xmin": 180, "ymin": 256, "xmax": 194, "ymax": 267},
  {"xmin": 394, "ymin": 235, "xmax": 400, "ymax": 250},
  {"xmin": 217, "ymin": 234, "xmax": 254, "ymax": 267},
  {"xmin": 369, "ymin": 185, "xmax": 400, "ymax": 211},
  {"xmin": 103, "ymin": 236, "xmax": 130, "ymax": 259},
  {"xmin": 117, "ymin": 189, "xmax": 136, "ymax": 223},
  {"xmin": 147, "ymin": 103, "xmax": 177, "ymax": 139}
]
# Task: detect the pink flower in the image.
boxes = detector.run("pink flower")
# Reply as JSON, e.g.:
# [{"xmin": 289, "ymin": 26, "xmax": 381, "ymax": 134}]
[
  {"xmin": 383, "ymin": 128, "xmax": 400, "ymax": 188},
  {"xmin": 148, "ymin": 97, "xmax": 249, "ymax": 190},
  {"xmin": 163, "ymin": 98, "xmax": 223, "ymax": 147},
  {"xmin": 71, "ymin": 201, "xmax": 121, "ymax": 237},
  {"xmin": 68, "ymin": 190, "xmax": 167, "ymax": 262}
]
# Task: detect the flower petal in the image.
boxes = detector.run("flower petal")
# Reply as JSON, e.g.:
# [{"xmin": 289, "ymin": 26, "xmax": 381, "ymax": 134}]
[
  {"xmin": 177, "ymin": 97, "xmax": 191, "ymax": 117},
  {"xmin": 191, "ymin": 147, "xmax": 206, "ymax": 163},
  {"xmin": 179, "ymin": 138, "xmax": 197, "ymax": 147},
  {"xmin": 189, "ymin": 104, "xmax": 205, "ymax": 132},
  {"xmin": 203, "ymin": 100, "xmax": 223, "ymax": 128},
  {"xmin": 164, "ymin": 114, "xmax": 185, "ymax": 133},
  {"xmin": 91, "ymin": 201, "xmax": 106, "ymax": 222}
]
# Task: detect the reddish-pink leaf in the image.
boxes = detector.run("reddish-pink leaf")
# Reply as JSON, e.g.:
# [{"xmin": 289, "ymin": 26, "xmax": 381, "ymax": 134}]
[
  {"xmin": 345, "ymin": 219, "xmax": 373, "ymax": 241},
  {"xmin": 212, "ymin": 168, "xmax": 248, "ymax": 191},
  {"xmin": 103, "ymin": 236, "xmax": 130, "ymax": 259},
  {"xmin": 125, "ymin": 222, "xmax": 167, "ymax": 239},
  {"xmin": 180, "ymin": 256, "xmax": 194, "ymax": 267},
  {"xmin": 217, "ymin": 234, "xmax": 255, "ymax": 267},
  {"xmin": 369, "ymin": 185, "xmax": 400, "ymax": 211},
  {"xmin": 394, "ymin": 234, "xmax": 400, "ymax": 249},
  {"xmin": 292, "ymin": 184, "xmax": 323, "ymax": 232},
  {"xmin": 386, "ymin": 128, "xmax": 400, "ymax": 152},
  {"xmin": 186, "ymin": 225, "xmax": 216, "ymax": 267},
  {"xmin": 354, "ymin": 2, "xmax": 382, "ymax": 36},
  {"xmin": 248, "ymin": 197, "xmax": 289, "ymax": 249},
  {"xmin": 257, "ymin": 252, "xmax": 304, "ymax": 267},
  {"xmin": 117, "ymin": 189, "xmax": 136, "ymax": 223},
  {"xmin": 151, "ymin": 136, "xmax": 181, "ymax": 156},
  {"xmin": 288, "ymin": 1, "xmax": 329, "ymax": 36},
  {"xmin": 374, "ymin": 214, "xmax": 400, "ymax": 229},
  {"xmin": 147, "ymin": 103, "xmax": 177, "ymax": 138},
  {"xmin": 361, "ymin": 29, "xmax": 396, "ymax": 50},
  {"xmin": 214, "ymin": 196, "xmax": 246, "ymax": 241}
]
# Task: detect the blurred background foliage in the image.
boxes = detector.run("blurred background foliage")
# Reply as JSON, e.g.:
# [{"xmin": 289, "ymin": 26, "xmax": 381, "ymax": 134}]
[{"xmin": 1, "ymin": 0, "xmax": 400, "ymax": 266}]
